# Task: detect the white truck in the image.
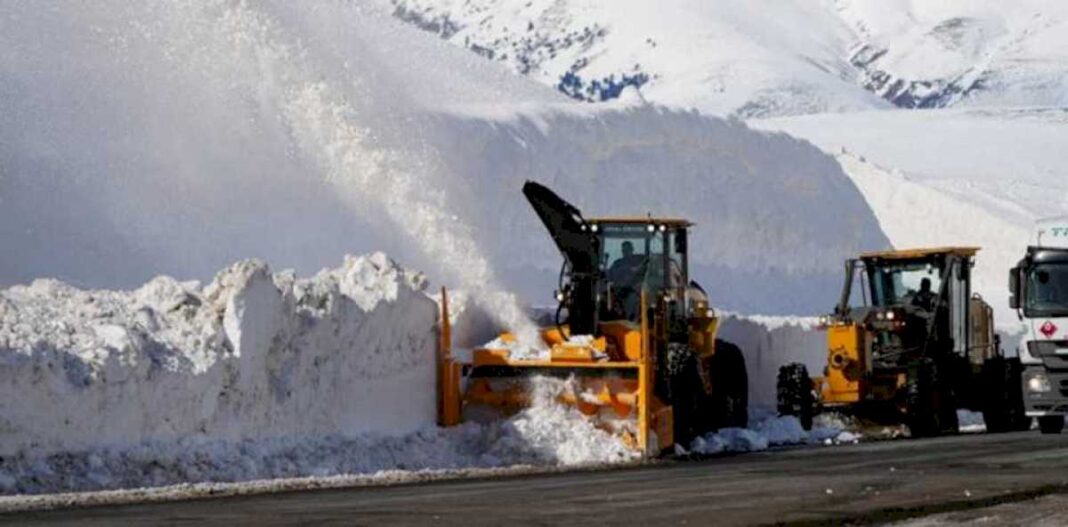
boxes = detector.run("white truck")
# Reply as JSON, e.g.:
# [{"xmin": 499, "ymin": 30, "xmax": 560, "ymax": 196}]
[{"xmin": 1011, "ymin": 216, "xmax": 1068, "ymax": 433}]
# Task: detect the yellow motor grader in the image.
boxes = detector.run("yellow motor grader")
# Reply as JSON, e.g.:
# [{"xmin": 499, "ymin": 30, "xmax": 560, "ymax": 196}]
[
  {"xmin": 777, "ymin": 247, "xmax": 1030, "ymax": 436},
  {"xmin": 437, "ymin": 181, "xmax": 748, "ymax": 455}
]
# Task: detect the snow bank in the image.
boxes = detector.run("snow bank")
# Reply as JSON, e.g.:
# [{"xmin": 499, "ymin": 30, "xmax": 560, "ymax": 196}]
[
  {"xmin": 0, "ymin": 254, "xmax": 433, "ymax": 487},
  {"xmin": 0, "ymin": 258, "xmax": 638, "ymax": 495}
]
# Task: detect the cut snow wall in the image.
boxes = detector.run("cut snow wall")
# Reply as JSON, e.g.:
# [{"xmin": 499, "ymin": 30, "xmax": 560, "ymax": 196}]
[
  {"xmin": 0, "ymin": 254, "xmax": 437, "ymax": 458},
  {"xmin": 429, "ymin": 106, "xmax": 890, "ymax": 314},
  {"xmin": 718, "ymin": 315, "xmax": 826, "ymax": 408}
]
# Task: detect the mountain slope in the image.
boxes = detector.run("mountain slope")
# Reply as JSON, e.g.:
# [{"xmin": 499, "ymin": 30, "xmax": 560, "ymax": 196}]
[{"xmin": 387, "ymin": 0, "xmax": 1068, "ymax": 116}]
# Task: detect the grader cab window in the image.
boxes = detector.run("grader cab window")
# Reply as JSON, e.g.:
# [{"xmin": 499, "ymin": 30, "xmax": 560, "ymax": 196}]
[{"xmin": 869, "ymin": 261, "xmax": 944, "ymax": 310}]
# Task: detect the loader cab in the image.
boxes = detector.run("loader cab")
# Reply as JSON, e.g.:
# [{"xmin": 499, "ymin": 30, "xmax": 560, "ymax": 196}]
[{"xmin": 588, "ymin": 218, "xmax": 691, "ymax": 323}]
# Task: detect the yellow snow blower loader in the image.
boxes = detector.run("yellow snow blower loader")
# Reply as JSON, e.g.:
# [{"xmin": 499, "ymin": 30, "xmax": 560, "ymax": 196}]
[
  {"xmin": 437, "ymin": 181, "xmax": 749, "ymax": 456},
  {"xmin": 777, "ymin": 247, "xmax": 1030, "ymax": 436}
]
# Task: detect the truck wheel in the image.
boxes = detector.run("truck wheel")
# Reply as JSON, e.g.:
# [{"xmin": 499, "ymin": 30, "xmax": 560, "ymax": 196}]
[
  {"xmin": 664, "ymin": 343, "xmax": 706, "ymax": 448},
  {"xmin": 711, "ymin": 340, "xmax": 749, "ymax": 430},
  {"xmin": 907, "ymin": 358, "xmax": 958, "ymax": 437},
  {"xmin": 1039, "ymin": 415, "xmax": 1064, "ymax": 434},
  {"xmin": 982, "ymin": 357, "xmax": 1030, "ymax": 433},
  {"xmin": 777, "ymin": 363, "xmax": 814, "ymax": 431}
]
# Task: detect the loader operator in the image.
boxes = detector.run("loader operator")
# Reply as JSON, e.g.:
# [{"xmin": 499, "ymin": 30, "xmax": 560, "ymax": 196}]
[{"xmin": 608, "ymin": 241, "xmax": 647, "ymax": 319}]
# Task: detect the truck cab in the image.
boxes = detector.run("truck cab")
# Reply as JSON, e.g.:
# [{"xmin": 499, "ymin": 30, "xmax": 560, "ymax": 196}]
[{"xmin": 1011, "ymin": 216, "xmax": 1068, "ymax": 433}]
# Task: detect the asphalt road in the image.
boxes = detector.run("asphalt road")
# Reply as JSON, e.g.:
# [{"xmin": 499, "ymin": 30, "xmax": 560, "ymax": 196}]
[{"xmin": 7, "ymin": 431, "xmax": 1068, "ymax": 526}]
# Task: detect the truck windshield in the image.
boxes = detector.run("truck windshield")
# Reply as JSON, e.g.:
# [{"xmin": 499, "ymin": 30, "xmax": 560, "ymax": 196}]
[
  {"xmin": 1025, "ymin": 263, "xmax": 1068, "ymax": 317},
  {"xmin": 868, "ymin": 261, "xmax": 943, "ymax": 308}
]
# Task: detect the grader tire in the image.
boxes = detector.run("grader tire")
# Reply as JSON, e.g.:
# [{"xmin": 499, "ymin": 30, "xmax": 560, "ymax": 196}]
[{"xmin": 907, "ymin": 358, "xmax": 959, "ymax": 438}]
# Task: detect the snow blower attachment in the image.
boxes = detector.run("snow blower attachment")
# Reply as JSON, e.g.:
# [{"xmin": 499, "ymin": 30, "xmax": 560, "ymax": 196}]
[
  {"xmin": 438, "ymin": 181, "xmax": 749, "ymax": 456},
  {"xmin": 778, "ymin": 247, "xmax": 1030, "ymax": 436}
]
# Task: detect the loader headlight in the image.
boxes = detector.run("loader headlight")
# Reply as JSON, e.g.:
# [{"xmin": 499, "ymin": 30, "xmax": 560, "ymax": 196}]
[
  {"xmin": 1027, "ymin": 373, "xmax": 1052, "ymax": 393},
  {"xmin": 885, "ymin": 311, "xmax": 895, "ymax": 321},
  {"xmin": 590, "ymin": 224, "xmax": 598, "ymax": 232},
  {"xmin": 647, "ymin": 224, "xmax": 656, "ymax": 233},
  {"xmin": 554, "ymin": 290, "xmax": 565, "ymax": 302},
  {"xmin": 875, "ymin": 311, "xmax": 885, "ymax": 320}
]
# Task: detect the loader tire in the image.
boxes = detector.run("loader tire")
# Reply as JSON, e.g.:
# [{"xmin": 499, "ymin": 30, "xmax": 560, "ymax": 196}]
[
  {"xmin": 906, "ymin": 358, "xmax": 959, "ymax": 438},
  {"xmin": 777, "ymin": 363, "xmax": 814, "ymax": 431},
  {"xmin": 664, "ymin": 343, "xmax": 707, "ymax": 448},
  {"xmin": 710, "ymin": 340, "xmax": 748, "ymax": 430},
  {"xmin": 981, "ymin": 357, "xmax": 1031, "ymax": 433}
]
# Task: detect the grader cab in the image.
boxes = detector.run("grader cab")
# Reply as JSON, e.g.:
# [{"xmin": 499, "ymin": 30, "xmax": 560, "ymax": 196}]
[
  {"xmin": 778, "ymin": 247, "xmax": 1029, "ymax": 436},
  {"xmin": 438, "ymin": 181, "xmax": 748, "ymax": 455}
]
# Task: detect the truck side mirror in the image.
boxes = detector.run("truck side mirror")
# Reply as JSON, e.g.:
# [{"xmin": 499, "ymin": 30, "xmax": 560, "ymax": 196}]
[{"xmin": 1008, "ymin": 267, "xmax": 1020, "ymax": 309}]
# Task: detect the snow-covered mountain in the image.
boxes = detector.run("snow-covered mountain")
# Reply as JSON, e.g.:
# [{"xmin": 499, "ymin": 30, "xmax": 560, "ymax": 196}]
[{"xmin": 388, "ymin": 0, "xmax": 1068, "ymax": 116}]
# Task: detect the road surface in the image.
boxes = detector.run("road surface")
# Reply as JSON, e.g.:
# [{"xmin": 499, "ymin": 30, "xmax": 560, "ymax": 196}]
[{"xmin": 6, "ymin": 431, "xmax": 1068, "ymax": 526}]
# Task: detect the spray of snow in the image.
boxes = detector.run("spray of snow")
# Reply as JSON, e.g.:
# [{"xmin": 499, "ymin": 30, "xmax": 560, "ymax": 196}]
[{"xmin": 195, "ymin": 1, "xmax": 542, "ymax": 350}]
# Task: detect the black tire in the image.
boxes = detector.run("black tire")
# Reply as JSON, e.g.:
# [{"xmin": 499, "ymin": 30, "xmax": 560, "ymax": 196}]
[
  {"xmin": 1039, "ymin": 415, "xmax": 1064, "ymax": 434},
  {"xmin": 777, "ymin": 363, "xmax": 814, "ymax": 431},
  {"xmin": 663, "ymin": 343, "xmax": 706, "ymax": 448},
  {"xmin": 710, "ymin": 339, "xmax": 748, "ymax": 430},
  {"xmin": 982, "ymin": 357, "xmax": 1031, "ymax": 433},
  {"xmin": 906, "ymin": 358, "xmax": 959, "ymax": 438}
]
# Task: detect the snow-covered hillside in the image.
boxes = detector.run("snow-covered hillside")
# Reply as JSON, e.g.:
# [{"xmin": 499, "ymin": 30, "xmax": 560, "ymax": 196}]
[{"xmin": 387, "ymin": 0, "xmax": 1068, "ymax": 116}]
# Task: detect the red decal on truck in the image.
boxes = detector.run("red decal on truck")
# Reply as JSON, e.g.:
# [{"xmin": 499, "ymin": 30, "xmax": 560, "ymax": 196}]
[{"xmin": 1040, "ymin": 321, "xmax": 1058, "ymax": 338}]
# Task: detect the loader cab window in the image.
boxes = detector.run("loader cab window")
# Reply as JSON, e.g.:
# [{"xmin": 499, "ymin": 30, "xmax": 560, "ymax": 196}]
[
  {"xmin": 867, "ymin": 260, "xmax": 944, "ymax": 309},
  {"xmin": 602, "ymin": 226, "xmax": 651, "ymax": 286},
  {"xmin": 598, "ymin": 223, "xmax": 677, "ymax": 320},
  {"xmin": 1025, "ymin": 264, "xmax": 1068, "ymax": 317}
]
